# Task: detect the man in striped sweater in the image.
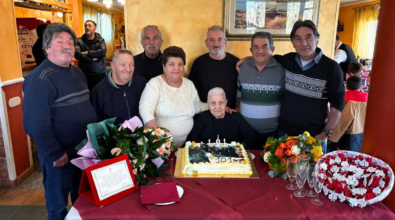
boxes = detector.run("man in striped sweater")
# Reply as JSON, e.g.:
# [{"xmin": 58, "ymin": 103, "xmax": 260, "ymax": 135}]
[{"xmin": 237, "ymin": 32, "xmax": 285, "ymax": 149}]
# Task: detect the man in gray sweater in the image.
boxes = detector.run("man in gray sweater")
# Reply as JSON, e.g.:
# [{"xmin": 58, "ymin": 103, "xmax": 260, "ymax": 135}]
[{"xmin": 237, "ymin": 32, "xmax": 285, "ymax": 149}]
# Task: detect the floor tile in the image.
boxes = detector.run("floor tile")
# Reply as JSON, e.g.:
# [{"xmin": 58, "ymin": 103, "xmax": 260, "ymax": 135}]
[
  {"xmin": 0, "ymin": 189, "xmax": 36, "ymax": 205},
  {"xmin": 0, "ymin": 206, "xmax": 20, "ymax": 220},
  {"xmin": 22, "ymin": 189, "xmax": 46, "ymax": 206},
  {"xmin": 9, "ymin": 206, "xmax": 47, "ymax": 220}
]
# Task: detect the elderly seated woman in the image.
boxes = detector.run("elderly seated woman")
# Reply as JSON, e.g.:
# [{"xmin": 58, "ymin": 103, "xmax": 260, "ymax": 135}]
[{"xmin": 186, "ymin": 87, "xmax": 260, "ymax": 149}]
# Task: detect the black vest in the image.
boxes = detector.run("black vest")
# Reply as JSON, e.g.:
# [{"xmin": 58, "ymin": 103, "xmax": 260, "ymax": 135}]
[{"xmin": 338, "ymin": 43, "xmax": 357, "ymax": 78}]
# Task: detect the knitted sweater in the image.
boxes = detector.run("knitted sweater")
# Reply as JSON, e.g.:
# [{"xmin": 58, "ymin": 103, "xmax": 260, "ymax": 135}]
[
  {"xmin": 23, "ymin": 59, "xmax": 97, "ymax": 161},
  {"xmin": 139, "ymin": 75, "xmax": 208, "ymax": 147},
  {"xmin": 275, "ymin": 49, "xmax": 345, "ymax": 137},
  {"xmin": 237, "ymin": 57, "xmax": 285, "ymax": 134}
]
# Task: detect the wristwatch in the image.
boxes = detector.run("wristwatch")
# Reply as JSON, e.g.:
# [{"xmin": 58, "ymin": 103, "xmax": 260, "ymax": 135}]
[{"xmin": 322, "ymin": 128, "xmax": 333, "ymax": 137}]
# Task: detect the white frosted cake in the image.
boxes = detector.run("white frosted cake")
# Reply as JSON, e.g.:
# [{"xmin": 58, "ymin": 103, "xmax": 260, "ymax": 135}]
[{"xmin": 181, "ymin": 141, "xmax": 253, "ymax": 176}]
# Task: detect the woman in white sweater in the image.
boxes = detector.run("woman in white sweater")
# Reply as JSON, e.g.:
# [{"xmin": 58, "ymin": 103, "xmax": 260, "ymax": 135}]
[{"xmin": 139, "ymin": 46, "xmax": 208, "ymax": 147}]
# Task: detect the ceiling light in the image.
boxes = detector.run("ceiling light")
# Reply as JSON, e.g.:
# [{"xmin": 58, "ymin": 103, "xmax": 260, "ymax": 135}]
[{"xmin": 103, "ymin": 0, "xmax": 113, "ymax": 8}]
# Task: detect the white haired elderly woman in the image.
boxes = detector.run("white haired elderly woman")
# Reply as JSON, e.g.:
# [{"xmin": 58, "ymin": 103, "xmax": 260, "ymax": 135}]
[{"xmin": 186, "ymin": 87, "xmax": 260, "ymax": 149}]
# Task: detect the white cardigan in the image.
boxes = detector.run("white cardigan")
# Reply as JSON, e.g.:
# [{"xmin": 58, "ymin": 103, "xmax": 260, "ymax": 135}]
[{"xmin": 139, "ymin": 75, "xmax": 208, "ymax": 147}]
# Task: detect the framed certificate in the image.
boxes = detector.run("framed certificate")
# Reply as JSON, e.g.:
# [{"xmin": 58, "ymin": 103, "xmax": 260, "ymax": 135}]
[{"xmin": 78, "ymin": 154, "xmax": 139, "ymax": 206}]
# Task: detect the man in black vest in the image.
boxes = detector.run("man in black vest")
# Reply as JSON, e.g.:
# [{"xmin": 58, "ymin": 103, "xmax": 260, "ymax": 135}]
[{"xmin": 334, "ymin": 35, "xmax": 357, "ymax": 80}]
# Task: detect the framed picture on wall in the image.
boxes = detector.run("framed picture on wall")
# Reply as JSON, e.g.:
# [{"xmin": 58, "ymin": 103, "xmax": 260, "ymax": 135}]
[{"xmin": 223, "ymin": 0, "xmax": 321, "ymax": 41}]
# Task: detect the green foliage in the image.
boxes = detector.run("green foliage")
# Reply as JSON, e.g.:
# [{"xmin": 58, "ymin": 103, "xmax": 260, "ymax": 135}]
[{"xmin": 94, "ymin": 126, "xmax": 175, "ymax": 186}]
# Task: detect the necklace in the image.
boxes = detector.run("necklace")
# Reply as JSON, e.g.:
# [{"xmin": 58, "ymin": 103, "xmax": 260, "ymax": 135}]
[{"xmin": 164, "ymin": 74, "xmax": 182, "ymax": 88}]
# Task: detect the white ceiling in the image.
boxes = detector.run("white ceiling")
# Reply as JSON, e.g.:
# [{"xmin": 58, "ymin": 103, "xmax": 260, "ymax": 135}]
[
  {"xmin": 88, "ymin": 0, "xmax": 124, "ymax": 12},
  {"xmin": 340, "ymin": 0, "xmax": 377, "ymax": 7}
]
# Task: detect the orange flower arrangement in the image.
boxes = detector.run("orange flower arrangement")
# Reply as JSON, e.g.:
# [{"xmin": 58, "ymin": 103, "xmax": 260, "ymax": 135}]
[{"xmin": 263, "ymin": 132, "xmax": 323, "ymax": 179}]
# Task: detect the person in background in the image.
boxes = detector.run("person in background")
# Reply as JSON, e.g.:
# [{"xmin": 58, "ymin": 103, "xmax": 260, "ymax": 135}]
[
  {"xmin": 91, "ymin": 49, "xmax": 147, "ymax": 125},
  {"xmin": 32, "ymin": 24, "xmax": 48, "ymax": 66},
  {"xmin": 187, "ymin": 87, "xmax": 259, "ymax": 149},
  {"xmin": 189, "ymin": 25, "xmax": 239, "ymax": 108},
  {"xmin": 345, "ymin": 76, "xmax": 368, "ymax": 104},
  {"xmin": 334, "ymin": 35, "xmax": 357, "ymax": 80},
  {"xmin": 23, "ymin": 23, "xmax": 97, "ymax": 220},
  {"xmin": 139, "ymin": 46, "xmax": 208, "ymax": 147},
  {"xmin": 134, "ymin": 25, "xmax": 164, "ymax": 81},
  {"xmin": 237, "ymin": 32, "xmax": 284, "ymax": 146},
  {"xmin": 75, "ymin": 20, "xmax": 107, "ymax": 91},
  {"xmin": 345, "ymin": 62, "xmax": 363, "ymax": 79}
]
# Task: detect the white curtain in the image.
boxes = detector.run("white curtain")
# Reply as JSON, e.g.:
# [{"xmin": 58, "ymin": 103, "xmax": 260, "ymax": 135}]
[
  {"xmin": 352, "ymin": 4, "xmax": 379, "ymax": 59},
  {"xmin": 82, "ymin": 1, "xmax": 115, "ymax": 58}
]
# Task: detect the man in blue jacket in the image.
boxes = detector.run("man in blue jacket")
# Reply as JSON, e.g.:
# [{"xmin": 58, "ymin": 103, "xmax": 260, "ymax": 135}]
[
  {"xmin": 75, "ymin": 20, "xmax": 107, "ymax": 91},
  {"xmin": 91, "ymin": 49, "xmax": 147, "ymax": 125},
  {"xmin": 23, "ymin": 23, "xmax": 97, "ymax": 220}
]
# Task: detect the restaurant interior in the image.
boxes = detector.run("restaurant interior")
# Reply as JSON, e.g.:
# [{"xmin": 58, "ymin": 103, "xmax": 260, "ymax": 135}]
[{"xmin": 0, "ymin": 0, "xmax": 394, "ymax": 219}]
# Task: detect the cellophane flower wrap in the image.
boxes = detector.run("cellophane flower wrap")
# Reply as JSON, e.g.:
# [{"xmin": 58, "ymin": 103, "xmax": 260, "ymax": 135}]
[
  {"xmin": 263, "ymin": 131, "xmax": 323, "ymax": 179},
  {"xmin": 71, "ymin": 117, "xmax": 175, "ymax": 186}
]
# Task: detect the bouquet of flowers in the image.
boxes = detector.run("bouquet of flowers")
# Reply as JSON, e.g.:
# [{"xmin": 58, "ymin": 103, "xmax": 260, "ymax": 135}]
[
  {"xmin": 71, "ymin": 117, "xmax": 175, "ymax": 186},
  {"xmin": 318, "ymin": 150, "xmax": 394, "ymax": 208},
  {"xmin": 263, "ymin": 131, "xmax": 323, "ymax": 179}
]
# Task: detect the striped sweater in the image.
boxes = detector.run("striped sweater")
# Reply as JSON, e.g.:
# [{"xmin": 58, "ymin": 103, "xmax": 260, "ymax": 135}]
[
  {"xmin": 237, "ymin": 57, "xmax": 285, "ymax": 134},
  {"xmin": 23, "ymin": 59, "xmax": 97, "ymax": 162}
]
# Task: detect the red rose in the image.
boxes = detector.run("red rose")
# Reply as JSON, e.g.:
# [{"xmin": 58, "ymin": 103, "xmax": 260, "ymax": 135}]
[
  {"xmin": 344, "ymin": 189, "xmax": 351, "ymax": 197},
  {"xmin": 275, "ymin": 148, "xmax": 284, "ymax": 158},
  {"xmin": 371, "ymin": 176, "xmax": 381, "ymax": 188},
  {"xmin": 281, "ymin": 158, "xmax": 287, "ymax": 165},
  {"xmin": 279, "ymin": 143, "xmax": 287, "ymax": 149},
  {"xmin": 285, "ymin": 149, "xmax": 293, "ymax": 156},
  {"xmin": 365, "ymin": 192, "xmax": 376, "ymax": 200}
]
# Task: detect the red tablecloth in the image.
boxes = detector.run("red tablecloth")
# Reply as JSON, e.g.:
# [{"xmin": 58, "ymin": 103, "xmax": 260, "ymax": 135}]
[{"xmin": 73, "ymin": 150, "xmax": 395, "ymax": 220}]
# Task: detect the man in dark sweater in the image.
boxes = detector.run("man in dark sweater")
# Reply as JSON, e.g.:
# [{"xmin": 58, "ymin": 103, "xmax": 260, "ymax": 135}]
[
  {"xmin": 134, "ymin": 25, "xmax": 164, "ymax": 81},
  {"xmin": 91, "ymin": 49, "xmax": 147, "ymax": 125},
  {"xmin": 334, "ymin": 35, "xmax": 357, "ymax": 80},
  {"xmin": 75, "ymin": 20, "xmax": 107, "ymax": 91},
  {"xmin": 275, "ymin": 20, "xmax": 345, "ymax": 152},
  {"xmin": 189, "ymin": 25, "xmax": 239, "ymax": 108},
  {"xmin": 32, "ymin": 24, "xmax": 48, "ymax": 66},
  {"xmin": 22, "ymin": 23, "xmax": 97, "ymax": 220}
]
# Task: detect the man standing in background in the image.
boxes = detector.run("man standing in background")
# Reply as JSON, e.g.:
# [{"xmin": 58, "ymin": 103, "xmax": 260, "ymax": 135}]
[
  {"xmin": 189, "ymin": 25, "xmax": 239, "ymax": 108},
  {"xmin": 134, "ymin": 25, "xmax": 164, "ymax": 81},
  {"xmin": 75, "ymin": 20, "xmax": 107, "ymax": 91}
]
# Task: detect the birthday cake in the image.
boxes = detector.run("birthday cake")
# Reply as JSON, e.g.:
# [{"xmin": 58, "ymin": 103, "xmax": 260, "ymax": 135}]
[{"xmin": 181, "ymin": 138, "xmax": 253, "ymax": 176}]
